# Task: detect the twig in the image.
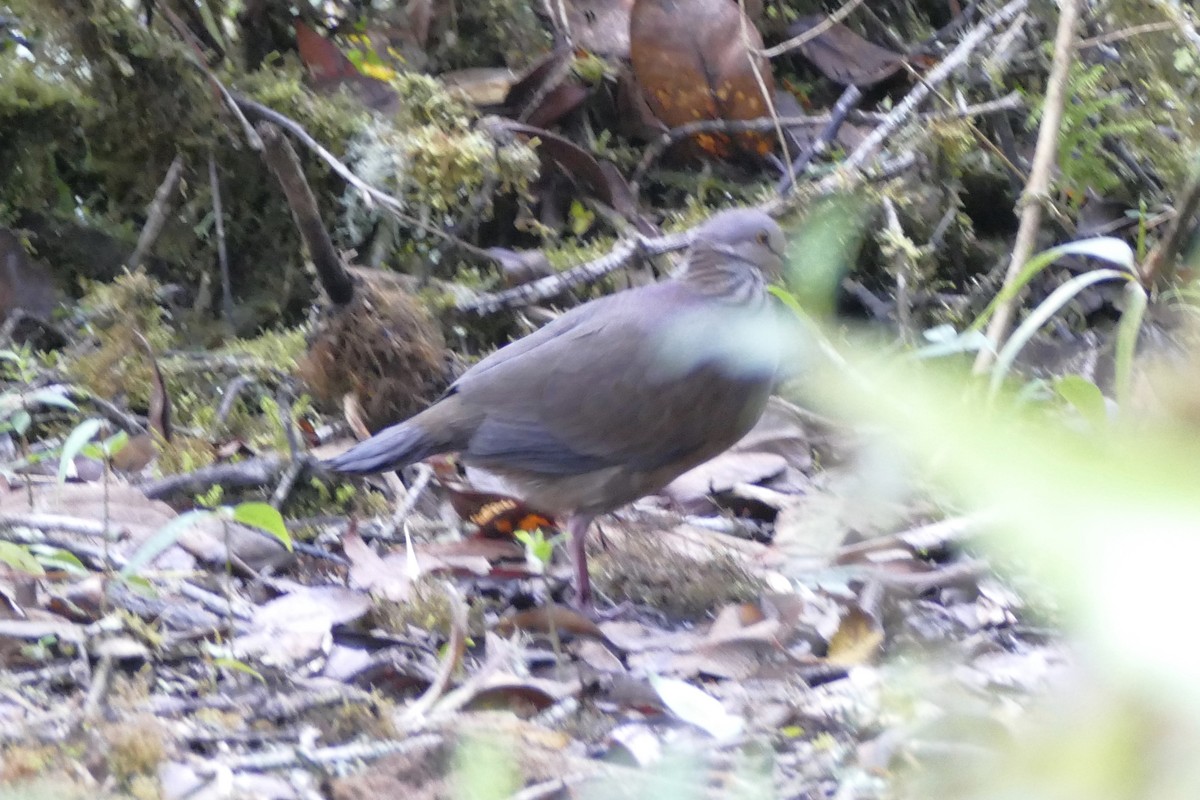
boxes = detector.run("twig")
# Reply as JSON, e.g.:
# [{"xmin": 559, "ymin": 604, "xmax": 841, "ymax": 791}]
[
  {"xmin": 215, "ymin": 375, "xmax": 263, "ymax": 425},
  {"xmin": 138, "ymin": 455, "xmax": 299, "ymax": 500},
  {"xmin": 80, "ymin": 651, "xmax": 114, "ymax": 721},
  {"xmin": 737, "ymin": 2, "xmax": 793, "ymax": 184},
  {"xmin": 456, "ymin": 229, "xmax": 691, "ymax": 314},
  {"xmin": 257, "ymin": 121, "xmax": 355, "ymax": 307},
  {"xmin": 129, "ymin": 154, "xmax": 184, "ymax": 269},
  {"xmin": 233, "ymin": 95, "xmax": 492, "ymax": 260},
  {"xmin": 215, "ymin": 732, "xmax": 443, "ymax": 772},
  {"xmin": 208, "ymin": 152, "xmax": 235, "ymax": 321},
  {"xmin": 768, "ymin": 0, "xmax": 1031, "ymax": 218},
  {"xmin": 1151, "ymin": 0, "xmax": 1200, "ymax": 54},
  {"xmin": 1079, "ymin": 21, "xmax": 1175, "ymax": 50},
  {"xmin": 777, "ymin": 84, "xmax": 863, "ymax": 195},
  {"xmin": 397, "ymin": 583, "xmax": 468, "ymax": 727},
  {"xmin": 759, "ymin": 0, "xmax": 870, "ymax": 59},
  {"xmin": 974, "ymin": 0, "xmax": 1082, "ymax": 373},
  {"xmin": 881, "ymin": 197, "xmax": 914, "ymax": 343},
  {"xmin": 1140, "ymin": 153, "xmax": 1200, "ymax": 286}
]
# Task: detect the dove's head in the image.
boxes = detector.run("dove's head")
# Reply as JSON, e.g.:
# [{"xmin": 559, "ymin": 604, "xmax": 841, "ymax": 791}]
[{"xmin": 681, "ymin": 209, "xmax": 786, "ymax": 299}]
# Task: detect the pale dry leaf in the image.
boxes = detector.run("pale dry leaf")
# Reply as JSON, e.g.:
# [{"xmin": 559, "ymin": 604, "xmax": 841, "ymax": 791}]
[
  {"xmin": 231, "ymin": 585, "xmax": 371, "ymax": 666},
  {"xmin": 344, "ymin": 531, "xmax": 410, "ymax": 602}
]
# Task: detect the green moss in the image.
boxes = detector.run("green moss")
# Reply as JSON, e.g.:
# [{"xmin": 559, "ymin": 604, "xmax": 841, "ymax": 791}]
[
  {"xmin": 61, "ymin": 269, "xmax": 173, "ymax": 405},
  {"xmin": 0, "ymin": 59, "xmax": 90, "ymax": 214},
  {"xmin": 216, "ymin": 327, "xmax": 307, "ymax": 372},
  {"xmin": 431, "ymin": 0, "xmax": 551, "ymax": 70}
]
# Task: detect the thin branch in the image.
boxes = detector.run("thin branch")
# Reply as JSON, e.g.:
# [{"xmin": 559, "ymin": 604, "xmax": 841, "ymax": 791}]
[
  {"xmin": 208, "ymin": 151, "xmax": 235, "ymax": 321},
  {"xmin": 759, "ymin": 0, "xmax": 870, "ymax": 59},
  {"xmin": 233, "ymin": 95, "xmax": 492, "ymax": 261},
  {"xmin": 763, "ymin": 0, "xmax": 1031, "ymax": 217},
  {"xmin": 974, "ymin": 0, "xmax": 1082, "ymax": 373},
  {"xmin": 1140, "ymin": 154, "xmax": 1200, "ymax": 286},
  {"xmin": 256, "ymin": 121, "xmax": 356, "ymax": 306},
  {"xmin": 128, "ymin": 154, "xmax": 184, "ymax": 269}
]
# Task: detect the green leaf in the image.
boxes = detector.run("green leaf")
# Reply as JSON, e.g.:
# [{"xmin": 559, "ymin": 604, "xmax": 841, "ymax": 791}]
[
  {"xmin": 25, "ymin": 388, "xmax": 77, "ymax": 411},
  {"xmin": 121, "ymin": 509, "xmax": 214, "ymax": 578},
  {"xmin": 989, "ymin": 268, "xmax": 1133, "ymax": 395},
  {"xmin": 9, "ymin": 409, "xmax": 31, "ymax": 436},
  {"xmin": 1053, "ymin": 375, "xmax": 1108, "ymax": 430},
  {"xmin": 212, "ymin": 657, "xmax": 265, "ymax": 683},
  {"xmin": 104, "ymin": 430, "xmax": 130, "ymax": 456},
  {"xmin": 57, "ymin": 418, "xmax": 103, "ymax": 482},
  {"xmin": 31, "ymin": 546, "xmax": 88, "ymax": 575},
  {"xmin": 229, "ymin": 502, "xmax": 292, "ymax": 551},
  {"xmin": 515, "ymin": 528, "xmax": 557, "ymax": 565},
  {"xmin": 1114, "ymin": 281, "xmax": 1148, "ymax": 412},
  {"xmin": 0, "ymin": 541, "xmax": 46, "ymax": 576},
  {"xmin": 971, "ymin": 238, "xmax": 1136, "ymax": 332}
]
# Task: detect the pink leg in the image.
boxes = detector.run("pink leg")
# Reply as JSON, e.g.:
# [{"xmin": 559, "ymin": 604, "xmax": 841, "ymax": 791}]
[{"xmin": 567, "ymin": 513, "xmax": 594, "ymax": 609}]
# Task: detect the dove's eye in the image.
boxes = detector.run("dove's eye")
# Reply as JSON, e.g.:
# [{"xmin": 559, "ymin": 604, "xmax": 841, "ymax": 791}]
[{"xmin": 756, "ymin": 230, "xmax": 770, "ymax": 246}]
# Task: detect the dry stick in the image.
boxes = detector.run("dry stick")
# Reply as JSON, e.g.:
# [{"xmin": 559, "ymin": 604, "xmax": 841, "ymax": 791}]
[
  {"xmin": 630, "ymin": 94, "xmax": 1023, "ymax": 196},
  {"xmin": 256, "ymin": 121, "xmax": 355, "ymax": 307},
  {"xmin": 457, "ymin": 229, "xmax": 692, "ymax": 314},
  {"xmin": 973, "ymin": 0, "xmax": 1082, "ymax": 374},
  {"xmin": 881, "ymin": 197, "xmax": 914, "ymax": 343},
  {"xmin": 233, "ymin": 95, "xmax": 490, "ymax": 260},
  {"xmin": 461, "ymin": 1, "xmax": 1027, "ymax": 317},
  {"xmin": 1152, "ymin": 0, "xmax": 1200, "ymax": 53},
  {"xmin": 1079, "ymin": 21, "xmax": 1176, "ymax": 50},
  {"xmin": 777, "ymin": 84, "xmax": 863, "ymax": 195},
  {"xmin": 775, "ymin": 0, "xmax": 1031, "ymax": 213},
  {"xmin": 737, "ymin": 0, "xmax": 793, "ymax": 185},
  {"xmin": 1140, "ymin": 156, "xmax": 1200, "ymax": 287},
  {"xmin": 396, "ymin": 583, "xmax": 468, "ymax": 727},
  {"xmin": 759, "ymin": 0, "xmax": 870, "ymax": 58},
  {"xmin": 208, "ymin": 152, "xmax": 235, "ymax": 321},
  {"xmin": 129, "ymin": 154, "xmax": 184, "ymax": 269}
]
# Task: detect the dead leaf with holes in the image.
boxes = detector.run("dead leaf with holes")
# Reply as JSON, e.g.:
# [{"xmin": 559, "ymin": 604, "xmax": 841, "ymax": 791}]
[
  {"xmin": 630, "ymin": 0, "xmax": 776, "ymax": 159},
  {"xmin": 785, "ymin": 16, "xmax": 906, "ymax": 87}
]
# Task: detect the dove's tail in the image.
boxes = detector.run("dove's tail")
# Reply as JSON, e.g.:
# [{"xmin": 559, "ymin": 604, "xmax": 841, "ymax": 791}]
[{"xmin": 323, "ymin": 398, "xmax": 473, "ymax": 474}]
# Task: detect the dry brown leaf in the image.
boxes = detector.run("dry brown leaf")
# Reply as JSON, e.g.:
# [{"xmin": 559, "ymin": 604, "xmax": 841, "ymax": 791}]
[
  {"xmin": 630, "ymin": 0, "xmax": 775, "ymax": 158},
  {"xmin": 786, "ymin": 16, "xmax": 906, "ymax": 87},
  {"xmin": 495, "ymin": 604, "xmax": 609, "ymax": 643}
]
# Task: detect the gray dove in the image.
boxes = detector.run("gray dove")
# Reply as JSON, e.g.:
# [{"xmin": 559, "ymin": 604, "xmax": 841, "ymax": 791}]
[{"xmin": 325, "ymin": 208, "xmax": 787, "ymax": 606}]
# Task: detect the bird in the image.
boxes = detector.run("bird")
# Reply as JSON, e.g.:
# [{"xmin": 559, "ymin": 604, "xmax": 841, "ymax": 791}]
[{"xmin": 324, "ymin": 208, "xmax": 788, "ymax": 607}]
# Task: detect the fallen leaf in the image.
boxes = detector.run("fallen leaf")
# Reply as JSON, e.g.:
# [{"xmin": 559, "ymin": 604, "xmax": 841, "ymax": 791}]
[
  {"xmin": 630, "ymin": 0, "xmax": 776, "ymax": 159},
  {"xmin": 504, "ymin": 47, "xmax": 590, "ymax": 128},
  {"xmin": 649, "ymin": 675, "xmax": 744, "ymax": 740},
  {"xmin": 495, "ymin": 605, "xmax": 610, "ymax": 644},
  {"xmin": 826, "ymin": 606, "xmax": 884, "ymax": 666},
  {"xmin": 785, "ymin": 16, "xmax": 906, "ymax": 87},
  {"xmin": 344, "ymin": 532, "xmax": 410, "ymax": 602}
]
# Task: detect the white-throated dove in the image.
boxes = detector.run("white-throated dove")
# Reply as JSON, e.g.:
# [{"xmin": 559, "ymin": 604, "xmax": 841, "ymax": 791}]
[{"xmin": 325, "ymin": 208, "xmax": 787, "ymax": 606}]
